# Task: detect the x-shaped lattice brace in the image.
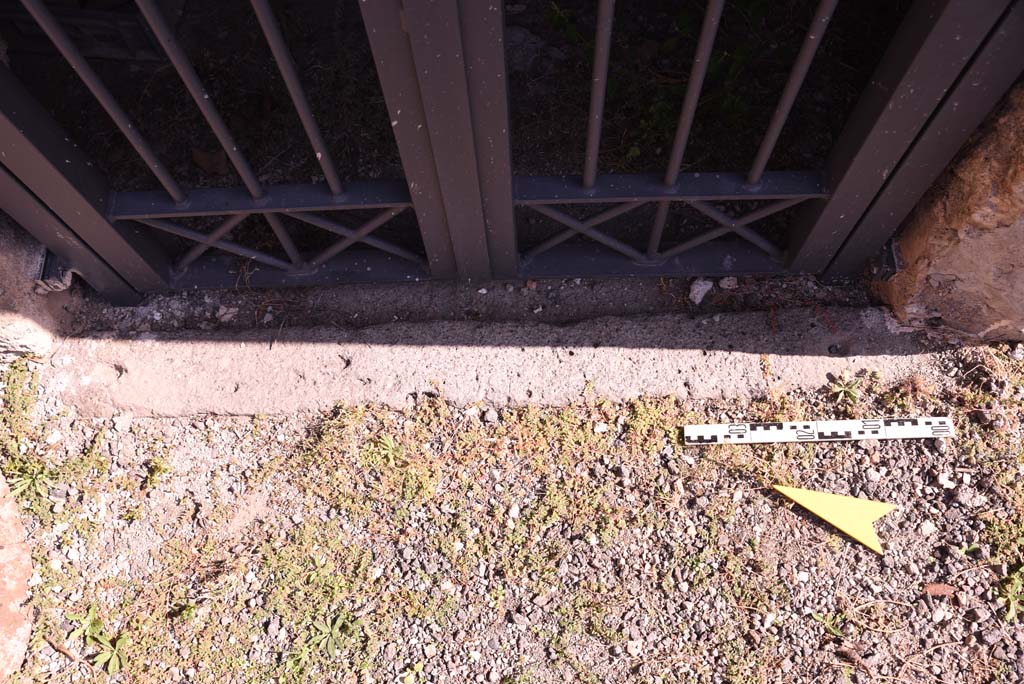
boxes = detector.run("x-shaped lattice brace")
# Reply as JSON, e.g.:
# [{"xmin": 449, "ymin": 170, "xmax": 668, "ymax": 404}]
[
  {"xmin": 136, "ymin": 206, "xmax": 425, "ymax": 276},
  {"xmin": 524, "ymin": 202, "xmax": 648, "ymax": 262},
  {"xmin": 524, "ymin": 196, "xmax": 807, "ymax": 263},
  {"xmin": 659, "ymin": 197, "xmax": 806, "ymax": 259}
]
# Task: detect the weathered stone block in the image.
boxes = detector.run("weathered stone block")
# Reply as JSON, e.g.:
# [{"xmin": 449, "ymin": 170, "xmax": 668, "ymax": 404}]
[
  {"xmin": 876, "ymin": 85, "xmax": 1024, "ymax": 341},
  {"xmin": 0, "ymin": 216, "xmax": 56, "ymax": 359}
]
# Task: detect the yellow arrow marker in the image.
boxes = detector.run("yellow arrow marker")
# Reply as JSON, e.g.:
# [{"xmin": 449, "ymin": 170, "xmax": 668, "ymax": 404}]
[{"xmin": 773, "ymin": 485, "xmax": 897, "ymax": 554}]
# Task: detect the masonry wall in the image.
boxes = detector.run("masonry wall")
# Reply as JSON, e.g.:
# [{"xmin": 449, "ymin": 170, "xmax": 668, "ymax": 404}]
[{"xmin": 876, "ymin": 84, "xmax": 1024, "ymax": 342}]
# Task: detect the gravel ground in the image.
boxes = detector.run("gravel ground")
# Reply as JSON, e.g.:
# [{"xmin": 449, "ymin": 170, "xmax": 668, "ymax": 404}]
[{"xmin": 1, "ymin": 343, "xmax": 1022, "ymax": 684}]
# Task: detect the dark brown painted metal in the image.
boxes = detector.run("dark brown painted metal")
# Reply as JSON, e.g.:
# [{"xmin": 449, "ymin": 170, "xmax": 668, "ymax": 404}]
[
  {"xmin": 514, "ymin": 171, "xmax": 828, "ymax": 205},
  {"xmin": 826, "ymin": 1, "xmax": 1024, "ymax": 277},
  {"xmin": 0, "ymin": 163, "xmax": 139, "ymax": 304},
  {"xmin": 138, "ymin": 218, "xmax": 293, "ymax": 272},
  {"xmin": 746, "ymin": 0, "xmax": 839, "ymax": 186},
  {"xmin": 402, "ymin": 0, "xmax": 493, "ymax": 280},
  {"xmin": 358, "ymin": 0, "xmax": 458, "ymax": 278},
  {"xmin": 1, "ymin": 0, "xmax": 1017, "ymax": 297},
  {"xmin": 529, "ymin": 204, "xmax": 646, "ymax": 262},
  {"xmin": 523, "ymin": 241, "xmax": 788, "ymax": 279},
  {"xmin": 460, "ymin": 0, "xmax": 518, "ymax": 279},
  {"xmin": 309, "ymin": 208, "xmax": 415, "ymax": 267},
  {"xmin": 109, "ymin": 181, "xmax": 412, "ymax": 220},
  {"xmin": 19, "ymin": 0, "xmax": 185, "ymax": 202},
  {"xmin": 788, "ymin": 0, "xmax": 1013, "ymax": 272},
  {"xmin": 175, "ymin": 214, "xmax": 248, "ymax": 271},
  {"xmin": 0, "ymin": 67, "xmax": 169, "ymax": 291},
  {"xmin": 170, "ymin": 250, "xmax": 429, "ymax": 291},
  {"xmin": 250, "ymin": 0, "xmax": 344, "ymax": 196},
  {"xmin": 663, "ymin": 198, "xmax": 807, "ymax": 259},
  {"xmin": 582, "ymin": 0, "xmax": 616, "ymax": 188},
  {"xmin": 135, "ymin": 0, "xmax": 262, "ymax": 197},
  {"xmin": 136, "ymin": 0, "xmax": 307, "ymax": 270},
  {"xmin": 524, "ymin": 201, "xmax": 647, "ymax": 261},
  {"xmin": 289, "ymin": 211, "xmax": 423, "ymax": 265},
  {"xmin": 647, "ymin": 0, "xmax": 725, "ymax": 258}
]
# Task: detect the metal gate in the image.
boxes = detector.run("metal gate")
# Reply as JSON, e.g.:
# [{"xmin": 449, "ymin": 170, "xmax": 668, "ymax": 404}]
[{"xmin": 0, "ymin": 0, "xmax": 1021, "ymax": 304}]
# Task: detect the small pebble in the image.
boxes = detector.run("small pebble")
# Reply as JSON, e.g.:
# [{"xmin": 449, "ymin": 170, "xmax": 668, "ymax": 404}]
[{"xmin": 688, "ymin": 278, "xmax": 714, "ymax": 305}]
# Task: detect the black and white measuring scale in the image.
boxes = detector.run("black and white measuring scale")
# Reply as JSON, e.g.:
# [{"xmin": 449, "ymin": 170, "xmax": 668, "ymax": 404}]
[{"xmin": 683, "ymin": 417, "xmax": 954, "ymax": 445}]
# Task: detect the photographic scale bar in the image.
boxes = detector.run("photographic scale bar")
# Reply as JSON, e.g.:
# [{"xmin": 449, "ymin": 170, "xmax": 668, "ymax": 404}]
[{"xmin": 683, "ymin": 416, "xmax": 954, "ymax": 445}]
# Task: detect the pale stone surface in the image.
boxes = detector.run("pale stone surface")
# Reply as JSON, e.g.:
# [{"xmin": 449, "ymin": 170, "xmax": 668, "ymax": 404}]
[
  {"xmin": 877, "ymin": 85, "xmax": 1024, "ymax": 341},
  {"xmin": 0, "ymin": 477, "xmax": 32, "ymax": 680},
  {"xmin": 45, "ymin": 306, "xmax": 934, "ymax": 417},
  {"xmin": 0, "ymin": 218, "xmax": 57, "ymax": 359}
]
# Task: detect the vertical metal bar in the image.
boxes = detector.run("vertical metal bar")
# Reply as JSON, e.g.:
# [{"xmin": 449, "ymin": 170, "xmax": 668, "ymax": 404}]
[
  {"xmin": 18, "ymin": 0, "xmax": 185, "ymax": 202},
  {"xmin": 250, "ymin": 0, "xmax": 344, "ymax": 196},
  {"xmin": 0, "ymin": 66, "xmax": 169, "ymax": 291},
  {"xmin": 646, "ymin": 0, "xmax": 725, "ymax": 257},
  {"xmin": 134, "ymin": 0, "xmax": 264, "ymax": 198},
  {"xmin": 825, "ymin": 1, "xmax": 1024, "ymax": 277},
  {"xmin": 401, "ymin": 0, "xmax": 493, "ymax": 280},
  {"xmin": 460, "ymin": 0, "xmax": 518, "ymax": 278},
  {"xmin": 0, "ymin": 164, "xmax": 140, "ymax": 304},
  {"xmin": 582, "ymin": 0, "xmax": 616, "ymax": 188},
  {"xmin": 137, "ymin": 0, "xmax": 308, "ymax": 268},
  {"xmin": 746, "ymin": 0, "xmax": 838, "ymax": 186},
  {"xmin": 788, "ymin": 0, "xmax": 1012, "ymax": 273},
  {"xmin": 358, "ymin": 0, "xmax": 457, "ymax": 278}
]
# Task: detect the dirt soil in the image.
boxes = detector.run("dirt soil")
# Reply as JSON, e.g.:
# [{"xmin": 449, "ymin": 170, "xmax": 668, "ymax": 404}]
[
  {"xmin": 2, "ymin": 341, "xmax": 1023, "ymax": 683},
  {"xmin": 56, "ymin": 274, "xmax": 871, "ymax": 335}
]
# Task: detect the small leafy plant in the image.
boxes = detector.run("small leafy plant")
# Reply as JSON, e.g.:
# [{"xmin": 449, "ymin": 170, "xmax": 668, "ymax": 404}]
[
  {"xmin": 67, "ymin": 605, "xmax": 130, "ymax": 674},
  {"xmin": 828, "ymin": 372, "xmax": 861, "ymax": 406},
  {"xmin": 812, "ymin": 611, "xmax": 847, "ymax": 638},
  {"xmin": 308, "ymin": 612, "xmax": 362, "ymax": 658},
  {"xmin": 92, "ymin": 633, "xmax": 131, "ymax": 674},
  {"xmin": 999, "ymin": 568, "xmax": 1023, "ymax": 622},
  {"xmin": 67, "ymin": 605, "xmax": 104, "ymax": 642},
  {"xmin": 142, "ymin": 457, "xmax": 170, "ymax": 489},
  {"xmin": 8, "ymin": 459, "xmax": 53, "ymax": 498},
  {"xmin": 399, "ymin": 661, "xmax": 425, "ymax": 684}
]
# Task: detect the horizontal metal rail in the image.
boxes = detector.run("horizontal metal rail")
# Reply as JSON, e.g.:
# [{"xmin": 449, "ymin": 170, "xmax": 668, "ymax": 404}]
[
  {"xmin": 513, "ymin": 171, "xmax": 828, "ymax": 205},
  {"xmin": 522, "ymin": 240, "xmax": 788, "ymax": 280},
  {"xmin": 108, "ymin": 181, "xmax": 413, "ymax": 220}
]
